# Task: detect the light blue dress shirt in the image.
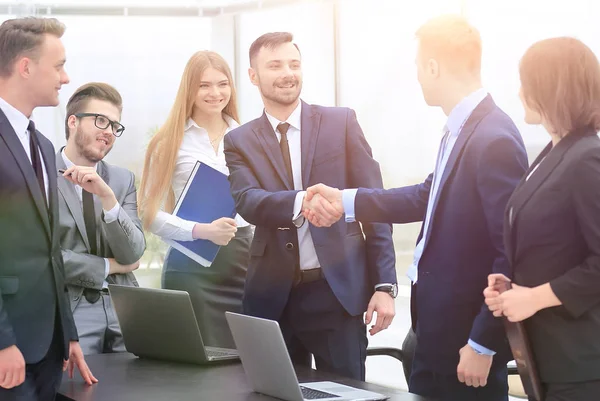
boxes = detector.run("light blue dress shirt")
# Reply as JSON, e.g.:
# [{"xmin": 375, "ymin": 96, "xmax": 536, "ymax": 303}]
[{"xmin": 344, "ymin": 88, "xmax": 495, "ymax": 355}]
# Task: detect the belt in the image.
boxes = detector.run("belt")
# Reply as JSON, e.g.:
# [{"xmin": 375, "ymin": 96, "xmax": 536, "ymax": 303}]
[
  {"xmin": 293, "ymin": 268, "xmax": 324, "ymax": 287},
  {"xmin": 82, "ymin": 288, "xmax": 109, "ymax": 304}
]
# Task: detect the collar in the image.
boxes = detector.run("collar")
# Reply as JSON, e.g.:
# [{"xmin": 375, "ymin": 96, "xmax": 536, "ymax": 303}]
[
  {"xmin": 265, "ymin": 100, "xmax": 302, "ymax": 134},
  {"xmin": 61, "ymin": 148, "xmax": 98, "ymax": 172},
  {"xmin": 0, "ymin": 96, "xmax": 30, "ymax": 139},
  {"xmin": 185, "ymin": 113, "xmax": 239, "ymax": 132},
  {"xmin": 446, "ymin": 88, "xmax": 488, "ymax": 137}
]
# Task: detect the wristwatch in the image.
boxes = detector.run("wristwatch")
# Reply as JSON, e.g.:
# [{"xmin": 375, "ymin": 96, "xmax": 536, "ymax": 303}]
[{"xmin": 375, "ymin": 283, "xmax": 398, "ymax": 299}]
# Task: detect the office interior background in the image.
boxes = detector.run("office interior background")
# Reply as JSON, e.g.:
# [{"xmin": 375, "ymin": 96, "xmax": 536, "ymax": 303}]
[{"xmin": 3, "ymin": 0, "xmax": 598, "ymax": 393}]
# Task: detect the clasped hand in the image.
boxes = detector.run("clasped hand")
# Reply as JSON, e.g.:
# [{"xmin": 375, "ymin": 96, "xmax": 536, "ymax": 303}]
[
  {"xmin": 302, "ymin": 184, "xmax": 344, "ymax": 227},
  {"xmin": 483, "ymin": 273, "xmax": 541, "ymax": 322}
]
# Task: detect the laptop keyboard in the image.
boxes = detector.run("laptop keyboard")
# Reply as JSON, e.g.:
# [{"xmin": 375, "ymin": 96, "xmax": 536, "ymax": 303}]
[
  {"xmin": 206, "ymin": 349, "xmax": 237, "ymax": 358},
  {"xmin": 300, "ymin": 386, "xmax": 340, "ymax": 399}
]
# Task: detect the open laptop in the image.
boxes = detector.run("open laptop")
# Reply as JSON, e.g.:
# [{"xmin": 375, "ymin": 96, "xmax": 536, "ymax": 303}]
[
  {"xmin": 225, "ymin": 312, "xmax": 388, "ymax": 401},
  {"xmin": 108, "ymin": 284, "xmax": 238, "ymax": 364}
]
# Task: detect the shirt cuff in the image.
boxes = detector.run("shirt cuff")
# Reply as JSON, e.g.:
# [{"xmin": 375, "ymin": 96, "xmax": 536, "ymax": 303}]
[
  {"xmin": 102, "ymin": 202, "xmax": 121, "ymax": 223},
  {"xmin": 374, "ymin": 283, "xmax": 394, "ymax": 290},
  {"xmin": 468, "ymin": 339, "xmax": 496, "ymax": 356},
  {"xmin": 292, "ymin": 191, "xmax": 306, "ymax": 228},
  {"xmin": 342, "ymin": 188, "xmax": 358, "ymax": 223},
  {"xmin": 104, "ymin": 258, "xmax": 110, "ymax": 279}
]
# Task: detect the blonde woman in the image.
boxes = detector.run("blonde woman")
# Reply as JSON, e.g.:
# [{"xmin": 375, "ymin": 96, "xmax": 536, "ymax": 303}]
[{"xmin": 139, "ymin": 51, "xmax": 250, "ymax": 348}]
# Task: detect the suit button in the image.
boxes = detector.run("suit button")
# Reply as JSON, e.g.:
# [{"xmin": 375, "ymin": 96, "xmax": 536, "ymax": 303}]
[{"xmin": 285, "ymin": 242, "xmax": 294, "ymax": 250}]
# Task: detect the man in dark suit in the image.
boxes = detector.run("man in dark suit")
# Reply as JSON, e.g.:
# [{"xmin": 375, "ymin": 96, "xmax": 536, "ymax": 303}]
[
  {"xmin": 306, "ymin": 15, "xmax": 528, "ymax": 400},
  {"xmin": 57, "ymin": 82, "xmax": 145, "ymax": 355},
  {"xmin": 0, "ymin": 17, "xmax": 96, "ymax": 400},
  {"xmin": 224, "ymin": 32, "xmax": 397, "ymax": 381}
]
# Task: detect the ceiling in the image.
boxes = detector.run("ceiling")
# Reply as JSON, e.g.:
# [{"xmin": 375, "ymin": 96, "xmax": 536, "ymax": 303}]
[{"xmin": 0, "ymin": 0, "xmax": 307, "ymax": 16}]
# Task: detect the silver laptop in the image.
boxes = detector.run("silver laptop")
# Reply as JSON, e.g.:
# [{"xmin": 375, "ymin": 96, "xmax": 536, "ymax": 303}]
[
  {"xmin": 108, "ymin": 285, "xmax": 238, "ymax": 364},
  {"xmin": 225, "ymin": 312, "xmax": 387, "ymax": 401}
]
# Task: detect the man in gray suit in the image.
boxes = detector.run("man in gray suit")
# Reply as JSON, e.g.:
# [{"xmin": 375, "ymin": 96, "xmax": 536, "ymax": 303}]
[{"xmin": 57, "ymin": 82, "xmax": 145, "ymax": 354}]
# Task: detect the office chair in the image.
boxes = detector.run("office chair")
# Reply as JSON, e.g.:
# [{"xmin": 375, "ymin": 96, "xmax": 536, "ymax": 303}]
[{"xmin": 366, "ymin": 329, "xmax": 526, "ymax": 398}]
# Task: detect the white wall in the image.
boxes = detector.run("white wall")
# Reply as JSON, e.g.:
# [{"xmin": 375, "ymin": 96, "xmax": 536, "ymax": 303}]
[
  {"xmin": 337, "ymin": 0, "xmax": 463, "ymax": 187},
  {"xmin": 466, "ymin": 0, "xmax": 600, "ymax": 155}
]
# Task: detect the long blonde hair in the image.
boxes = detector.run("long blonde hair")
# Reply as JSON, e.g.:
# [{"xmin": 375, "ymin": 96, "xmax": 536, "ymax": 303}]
[{"xmin": 139, "ymin": 51, "xmax": 239, "ymax": 229}]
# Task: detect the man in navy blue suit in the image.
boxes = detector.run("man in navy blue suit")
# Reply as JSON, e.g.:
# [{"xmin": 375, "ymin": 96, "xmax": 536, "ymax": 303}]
[
  {"xmin": 223, "ymin": 32, "xmax": 397, "ymax": 381},
  {"xmin": 306, "ymin": 16, "xmax": 528, "ymax": 400}
]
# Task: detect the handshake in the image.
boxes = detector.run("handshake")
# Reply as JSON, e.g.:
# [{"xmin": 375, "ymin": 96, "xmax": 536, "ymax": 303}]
[{"xmin": 302, "ymin": 184, "xmax": 345, "ymax": 227}]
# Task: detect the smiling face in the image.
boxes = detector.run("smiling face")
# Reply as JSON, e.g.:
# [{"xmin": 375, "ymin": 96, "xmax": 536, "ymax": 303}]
[
  {"xmin": 248, "ymin": 41, "xmax": 302, "ymax": 108},
  {"xmin": 67, "ymin": 98, "xmax": 120, "ymax": 163},
  {"xmin": 192, "ymin": 66, "xmax": 231, "ymax": 117}
]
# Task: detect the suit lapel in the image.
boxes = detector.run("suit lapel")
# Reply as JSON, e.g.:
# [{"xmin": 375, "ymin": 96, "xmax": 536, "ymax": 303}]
[
  {"xmin": 56, "ymin": 150, "xmax": 91, "ymax": 251},
  {"xmin": 425, "ymin": 95, "xmax": 495, "ymax": 245},
  {"xmin": 253, "ymin": 113, "xmax": 294, "ymax": 189},
  {"xmin": 0, "ymin": 109, "xmax": 51, "ymax": 239},
  {"xmin": 501, "ymin": 145, "xmax": 551, "ymax": 266},
  {"xmin": 300, "ymin": 102, "xmax": 321, "ymax": 188},
  {"xmin": 508, "ymin": 133, "xmax": 584, "ymax": 232}
]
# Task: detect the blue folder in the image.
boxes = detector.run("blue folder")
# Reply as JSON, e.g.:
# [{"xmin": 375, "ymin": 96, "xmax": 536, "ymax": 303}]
[{"xmin": 163, "ymin": 162, "xmax": 236, "ymax": 267}]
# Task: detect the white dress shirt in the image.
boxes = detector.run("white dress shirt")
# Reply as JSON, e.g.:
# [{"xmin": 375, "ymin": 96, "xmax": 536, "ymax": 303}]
[
  {"xmin": 150, "ymin": 114, "xmax": 249, "ymax": 241},
  {"xmin": 265, "ymin": 102, "xmax": 321, "ymax": 271},
  {"xmin": 61, "ymin": 150, "xmax": 121, "ymax": 287},
  {"xmin": 0, "ymin": 96, "xmax": 49, "ymax": 204}
]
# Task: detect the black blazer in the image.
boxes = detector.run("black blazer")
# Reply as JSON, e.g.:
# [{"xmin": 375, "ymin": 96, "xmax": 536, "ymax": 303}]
[
  {"xmin": 505, "ymin": 129, "xmax": 600, "ymax": 383},
  {"xmin": 0, "ymin": 108, "xmax": 78, "ymax": 363}
]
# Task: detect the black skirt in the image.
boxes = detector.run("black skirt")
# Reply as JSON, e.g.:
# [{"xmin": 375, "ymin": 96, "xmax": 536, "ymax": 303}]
[{"xmin": 161, "ymin": 225, "xmax": 251, "ymax": 348}]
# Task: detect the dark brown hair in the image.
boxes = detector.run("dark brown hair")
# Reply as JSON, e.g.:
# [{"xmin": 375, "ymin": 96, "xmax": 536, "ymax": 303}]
[
  {"xmin": 249, "ymin": 32, "xmax": 300, "ymax": 66},
  {"xmin": 415, "ymin": 15, "xmax": 482, "ymax": 77},
  {"xmin": 520, "ymin": 37, "xmax": 600, "ymax": 136},
  {"xmin": 0, "ymin": 17, "xmax": 65, "ymax": 77},
  {"xmin": 65, "ymin": 82, "xmax": 123, "ymax": 140}
]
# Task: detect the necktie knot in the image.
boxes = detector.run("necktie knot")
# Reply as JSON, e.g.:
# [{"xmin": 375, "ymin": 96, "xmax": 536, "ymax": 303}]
[
  {"xmin": 28, "ymin": 120, "xmax": 36, "ymax": 134},
  {"xmin": 277, "ymin": 122, "xmax": 290, "ymax": 137}
]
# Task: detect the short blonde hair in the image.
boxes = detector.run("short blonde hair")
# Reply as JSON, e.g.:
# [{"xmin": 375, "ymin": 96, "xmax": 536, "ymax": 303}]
[
  {"xmin": 0, "ymin": 17, "xmax": 65, "ymax": 77},
  {"xmin": 415, "ymin": 15, "xmax": 482, "ymax": 77}
]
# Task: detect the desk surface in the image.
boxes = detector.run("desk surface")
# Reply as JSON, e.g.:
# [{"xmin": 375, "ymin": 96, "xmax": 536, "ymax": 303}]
[{"xmin": 59, "ymin": 353, "xmax": 432, "ymax": 401}]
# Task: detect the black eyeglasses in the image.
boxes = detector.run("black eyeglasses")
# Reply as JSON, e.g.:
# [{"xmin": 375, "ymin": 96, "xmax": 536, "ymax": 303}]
[{"xmin": 74, "ymin": 113, "xmax": 125, "ymax": 137}]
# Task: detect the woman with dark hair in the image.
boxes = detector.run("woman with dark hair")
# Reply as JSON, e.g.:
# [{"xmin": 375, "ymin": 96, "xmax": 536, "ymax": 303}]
[{"xmin": 484, "ymin": 37, "xmax": 600, "ymax": 400}]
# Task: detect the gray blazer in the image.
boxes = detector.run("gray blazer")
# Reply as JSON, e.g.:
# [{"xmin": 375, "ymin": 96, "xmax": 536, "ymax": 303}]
[{"xmin": 56, "ymin": 149, "xmax": 146, "ymax": 311}]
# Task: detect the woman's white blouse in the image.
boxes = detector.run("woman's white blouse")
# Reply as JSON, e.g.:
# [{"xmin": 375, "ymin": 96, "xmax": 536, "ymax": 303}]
[{"xmin": 149, "ymin": 115, "xmax": 249, "ymax": 241}]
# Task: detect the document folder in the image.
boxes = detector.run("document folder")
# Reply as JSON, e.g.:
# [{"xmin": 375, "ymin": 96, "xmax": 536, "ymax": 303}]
[
  {"xmin": 163, "ymin": 162, "xmax": 236, "ymax": 267},
  {"xmin": 497, "ymin": 281, "xmax": 544, "ymax": 401}
]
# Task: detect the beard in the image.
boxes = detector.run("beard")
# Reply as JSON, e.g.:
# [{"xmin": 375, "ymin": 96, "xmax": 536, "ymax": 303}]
[
  {"xmin": 258, "ymin": 76, "xmax": 302, "ymax": 106},
  {"xmin": 74, "ymin": 126, "xmax": 113, "ymax": 164}
]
